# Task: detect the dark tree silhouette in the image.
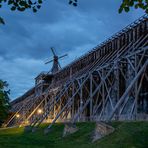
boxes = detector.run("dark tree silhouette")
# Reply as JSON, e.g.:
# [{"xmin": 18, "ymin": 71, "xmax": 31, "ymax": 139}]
[{"xmin": 0, "ymin": 80, "xmax": 10, "ymax": 126}]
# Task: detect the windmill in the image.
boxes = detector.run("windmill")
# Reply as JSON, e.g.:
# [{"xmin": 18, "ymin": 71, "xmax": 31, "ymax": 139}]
[{"xmin": 45, "ymin": 47, "xmax": 68, "ymax": 74}]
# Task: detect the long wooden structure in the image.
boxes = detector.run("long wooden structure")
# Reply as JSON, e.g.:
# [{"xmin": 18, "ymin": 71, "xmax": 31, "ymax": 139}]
[{"xmin": 4, "ymin": 14, "xmax": 148, "ymax": 130}]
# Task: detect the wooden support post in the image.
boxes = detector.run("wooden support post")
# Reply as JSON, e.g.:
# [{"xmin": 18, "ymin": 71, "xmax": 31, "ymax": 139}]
[
  {"xmin": 80, "ymin": 79, "xmax": 83, "ymax": 121},
  {"xmin": 90, "ymin": 74, "xmax": 93, "ymax": 121},
  {"xmin": 134, "ymin": 54, "xmax": 138, "ymax": 120},
  {"xmin": 102, "ymin": 69, "xmax": 105, "ymax": 120},
  {"xmin": 108, "ymin": 60, "xmax": 148, "ymax": 121},
  {"xmin": 53, "ymin": 95, "xmax": 56, "ymax": 119},
  {"xmin": 115, "ymin": 61, "xmax": 120, "ymax": 120},
  {"xmin": 72, "ymin": 82, "xmax": 75, "ymax": 119}
]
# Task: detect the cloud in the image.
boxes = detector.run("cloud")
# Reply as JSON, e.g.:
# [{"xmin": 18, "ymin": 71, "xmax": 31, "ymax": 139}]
[
  {"xmin": 0, "ymin": 0, "xmax": 144, "ymax": 100},
  {"xmin": 0, "ymin": 56, "xmax": 48, "ymax": 99}
]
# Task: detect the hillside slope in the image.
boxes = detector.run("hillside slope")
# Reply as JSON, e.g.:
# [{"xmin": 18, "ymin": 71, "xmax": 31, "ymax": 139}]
[{"xmin": 0, "ymin": 122, "xmax": 148, "ymax": 148}]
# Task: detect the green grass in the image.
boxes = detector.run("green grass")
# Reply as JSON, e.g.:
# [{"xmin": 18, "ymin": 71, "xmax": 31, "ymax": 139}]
[{"xmin": 0, "ymin": 121, "xmax": 148, "ymax": 148}]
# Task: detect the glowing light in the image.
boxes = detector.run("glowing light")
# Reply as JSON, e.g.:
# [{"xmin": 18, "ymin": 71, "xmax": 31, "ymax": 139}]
[
  {"xmin": 37, "ymin": 109, "xmax": 43, "ymax": 114},
  {"xmin": 16, "ymin": 114, "xmax": 20, "ymax": 118}
]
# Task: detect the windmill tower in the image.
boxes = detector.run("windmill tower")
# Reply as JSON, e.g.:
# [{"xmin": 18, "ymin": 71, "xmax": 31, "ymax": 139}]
[{"xmin": 45, "ymin": 47, "xmax": 68, "ymax": 74}]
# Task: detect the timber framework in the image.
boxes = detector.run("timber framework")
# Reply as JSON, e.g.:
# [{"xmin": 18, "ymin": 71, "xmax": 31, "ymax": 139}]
[{"xmin": 4, "ymin": 14, "xmax": 148, "ymax": 132}]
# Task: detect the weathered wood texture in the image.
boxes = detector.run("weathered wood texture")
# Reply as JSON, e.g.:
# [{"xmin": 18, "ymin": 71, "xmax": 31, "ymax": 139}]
[{"xmin": 5, "ymin": 14, "xmax": 148, "ymax": 128}]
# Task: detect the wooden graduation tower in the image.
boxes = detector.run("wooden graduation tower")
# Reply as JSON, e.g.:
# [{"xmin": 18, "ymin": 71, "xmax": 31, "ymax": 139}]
[{"xmin": 4, "ymin": 15, "xmax": 148, "ymax": 131}]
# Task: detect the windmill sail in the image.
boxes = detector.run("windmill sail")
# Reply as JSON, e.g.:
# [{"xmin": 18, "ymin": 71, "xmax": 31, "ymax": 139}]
[{"xmin": 44, "ymin": 47, "xmax": 68, "ymax": 74}]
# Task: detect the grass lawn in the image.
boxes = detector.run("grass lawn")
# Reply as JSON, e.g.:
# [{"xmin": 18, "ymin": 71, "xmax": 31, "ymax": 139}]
[{"xmin": 0, "ymin": 121, "xmax": 148, "ymax": 148}]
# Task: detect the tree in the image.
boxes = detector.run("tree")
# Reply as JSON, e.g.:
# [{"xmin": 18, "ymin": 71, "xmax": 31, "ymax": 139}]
[
  {"xmin": 118, "ymin": 0, "xmax": 148, "ymax": 13},
  {"xmin": 0, "ymin": 0, "xmax": 148, "ymax": 24},
  {"xmin": 69, "ymin": 0, "xmax": 148, "ymax": 13},
  {"xmin": 0, "ymin": 80, "xmax": 10, "ymax": 126}
]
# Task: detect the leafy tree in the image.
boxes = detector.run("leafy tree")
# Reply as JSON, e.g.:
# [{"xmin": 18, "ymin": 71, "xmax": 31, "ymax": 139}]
[
  {"xmin": 118, "ymin": 0, "xmax": 148, "ymax": 13},
  {"xmin": 0, "ymin": 80, "xmax": 10, "ymax": 126},
  {"xmin": 0, "ymin": 0, "xmax": 148, "ymax": 24},
  {"xmin": 69, "ymin": 0, "xmax": 148, "ymax": 13}
]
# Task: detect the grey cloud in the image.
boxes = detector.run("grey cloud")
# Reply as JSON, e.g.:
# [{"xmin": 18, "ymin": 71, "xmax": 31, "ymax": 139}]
[
  {"xmin": 0, "ymin": 0, "xmax": 144, "ymax": 100},
  {"xmin": 0, "ymin": 56, "xmax": 47, "ymax": 99}
]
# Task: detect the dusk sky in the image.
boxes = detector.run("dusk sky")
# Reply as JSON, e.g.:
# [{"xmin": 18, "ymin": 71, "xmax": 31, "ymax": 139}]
[{"xmin": 0, "ymin": 0, "xmax": 144, "ymax": 100}]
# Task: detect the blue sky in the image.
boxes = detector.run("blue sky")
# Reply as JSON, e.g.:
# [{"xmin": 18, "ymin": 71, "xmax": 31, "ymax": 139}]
[{"xmin": 0, "ymin": 0, "xmax": 144, "ymax": 100}]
